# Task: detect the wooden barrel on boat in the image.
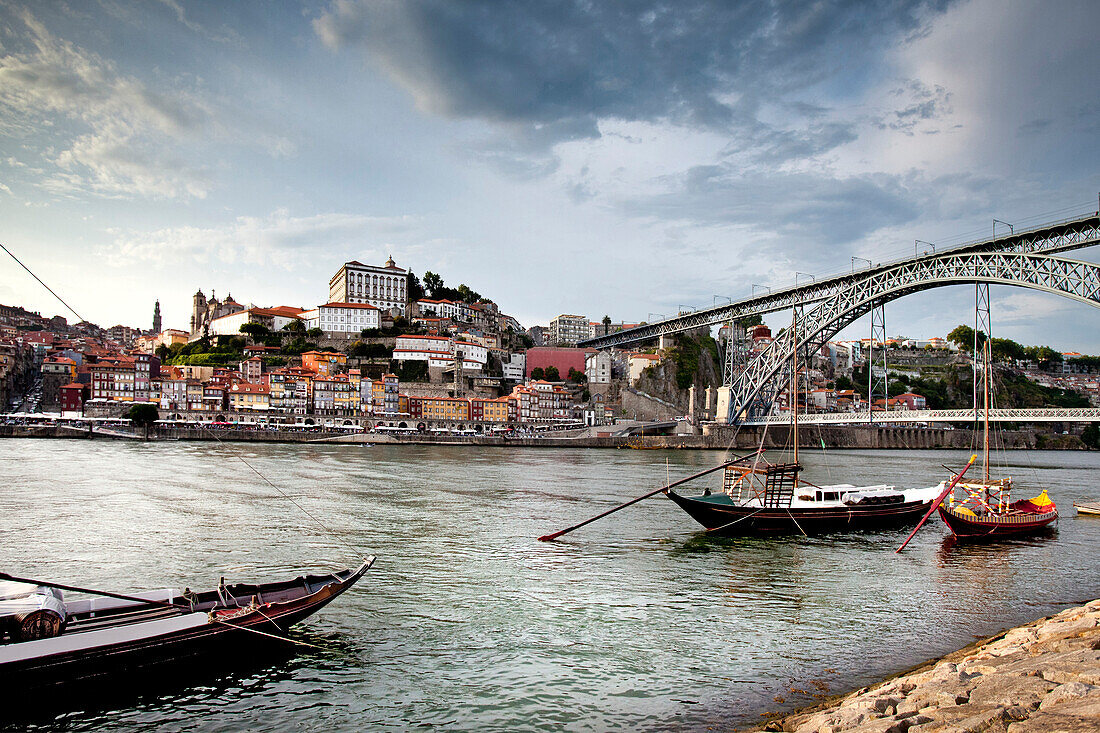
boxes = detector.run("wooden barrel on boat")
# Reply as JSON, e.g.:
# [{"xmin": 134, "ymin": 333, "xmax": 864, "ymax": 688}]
[{"xmin": 11, "ymin": 608, "xmax": 64, "ymax": 641}]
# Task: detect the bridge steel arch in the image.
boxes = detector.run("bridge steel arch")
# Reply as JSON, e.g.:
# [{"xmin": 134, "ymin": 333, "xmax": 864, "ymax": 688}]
[
  {"xmin": 722, "ymin": 252, "xmax": 1100, "ymax": 425},
  {"xmin": 581, "ymin": 213, "xmax": 1100, "ymax": 350}
]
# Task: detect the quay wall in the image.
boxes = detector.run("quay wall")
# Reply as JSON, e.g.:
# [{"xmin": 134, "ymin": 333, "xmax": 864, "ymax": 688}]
[
  {"xmin": 706, "ymin": 424, "xmax": 1042, "ymax": 451},
  {"xmin": 0, "ymin": 424, "xmax": 1087, "ymax": 450}
]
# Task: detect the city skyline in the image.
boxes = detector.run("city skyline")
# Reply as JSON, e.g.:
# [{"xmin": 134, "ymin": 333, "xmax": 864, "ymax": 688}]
[{"xmin": 0, "ymin": 1, "xmax": 1097, "ymax": 349}]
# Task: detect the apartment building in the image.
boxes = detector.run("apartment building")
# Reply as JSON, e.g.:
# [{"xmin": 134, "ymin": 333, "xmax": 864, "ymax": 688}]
[{"xmin": 549, "ymin": 314, "xmax": 589, "ymax": 346}]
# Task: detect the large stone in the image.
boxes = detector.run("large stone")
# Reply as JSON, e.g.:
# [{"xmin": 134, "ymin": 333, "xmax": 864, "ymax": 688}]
[
  {"xmin": 968, "ymin": 674, "xmax": 1057, "ymax": 709},
  {"xmin": 1035, "ymin": 616, "xmax": 1099, "ymax": 644},
  {"xmin": 901, "ymin": 679, "xmax": 975, "ymax": 711},
  {"xmin": 1039, "ymin": 681, "xmax": 1099, "ymax": 710},
  {"xmin": 1039, "ymin": 695, "xmax": 1100, "ymax": 718},
  {"xmin": 1032, "ymin": 649, "xmax": 1100, "ymax": 686},
  {"xmin": 1007, "ymin": 712, "xmax": 1100, "ymax": 733}
]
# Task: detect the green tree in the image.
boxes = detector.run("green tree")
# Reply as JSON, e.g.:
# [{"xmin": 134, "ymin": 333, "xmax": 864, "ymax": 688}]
[
  {"xmin": 544, "ymin": 366, "xmax": 560, "ymax": 381},
  {"xmin": 567, "ymin": 367, "xmax": 586, "ymax": 384},
  {"xmin": 531, "ymin": 367, "xmax": 545, "ymax": 380},
  {"xmin": 283, "ymin": 319, "xmax": 306, "ymax": 334},
  {"xmin": 1024, "ymin": 345, "xmax": 1062, "ymax": 369},
  {"xmin": 834, "ymin": 376, "xmax": 853, "ymax": 391},
  {"xmin": 423, "ymin": 271, "xmax": 444, "ymax": 296},
  {"xmin": 456, "ymin": 284, "xmax": 482, "ymax": 303},
  {"xmin": 602, "ymin": 315, "xmax": 612, "ymax": 335},
  {"xmin": 990, "ymin": 337, "xmax": 1026, "ymax": 363},
  {"xmin": 307, "ymin": 327, "xmax": 324, "ymax": 339},
  {"xmin": 127, "ymin": 403, "xmax": 159, "ymax": 439},
  {"xmin": 947, "ymin": 324, "xmax": 985, "ymax": 351},
  {"xmin": 155, "ymin": 344, "xmax": 170, "ymax": 362},
  {"xmin": 1082, "ymin": 423, "xmax": 1100, "ymax": 450},
  {"xmin": 407, "ymin": 272, "xmax": 425, "ymax": 302},
  {"xmin": 239, "ymin": 322, "xmax": 270, "ymax": 338}
]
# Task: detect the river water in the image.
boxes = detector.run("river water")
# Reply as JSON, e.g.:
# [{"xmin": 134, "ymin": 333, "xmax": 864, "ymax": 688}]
[{"xmin": 2, "ymin": 439, "xmax": 1098, "ymax": 731}]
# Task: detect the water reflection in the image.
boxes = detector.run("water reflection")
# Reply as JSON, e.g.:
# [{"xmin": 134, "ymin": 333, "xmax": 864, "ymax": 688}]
[{"xmin": 1, "ymin": 442, "xmax": 1098, "ymax": 732}]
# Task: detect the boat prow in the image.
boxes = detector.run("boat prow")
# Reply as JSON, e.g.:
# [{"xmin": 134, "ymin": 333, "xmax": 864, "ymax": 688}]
[
  {"xmin": 938, "ymin": 492, "xmax": 1058, "ymax": 540},
  {"xmin": 0, "ymin": 557, "xmax": 376, "ymax": 690}
]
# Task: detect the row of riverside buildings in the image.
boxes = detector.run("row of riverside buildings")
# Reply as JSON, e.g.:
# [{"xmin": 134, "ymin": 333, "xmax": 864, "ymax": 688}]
[{"xmin": 29, "ymin": 326, "xmax": 593, "ymax": 428}]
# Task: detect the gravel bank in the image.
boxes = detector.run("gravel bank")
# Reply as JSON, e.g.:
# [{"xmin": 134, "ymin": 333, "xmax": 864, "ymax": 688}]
[{"xmin": 756, "ymin": 599, "xmax": 1100, "ymax": 732}]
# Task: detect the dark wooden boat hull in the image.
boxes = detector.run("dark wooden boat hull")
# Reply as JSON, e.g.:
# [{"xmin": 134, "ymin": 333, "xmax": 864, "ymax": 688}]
[
  {"xmin": 0, "ymin": 561, "xmax": 372, "ymax": 690},
  {"xmin": 665, "ymin": 490, "xmax": 933, "ymax": 534},
  {"xmin": 938, "ymin": 506, "xmax": 1058, "ymax": 539}
]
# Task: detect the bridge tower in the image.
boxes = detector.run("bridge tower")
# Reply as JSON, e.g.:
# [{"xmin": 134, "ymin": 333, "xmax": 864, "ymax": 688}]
[
  {"xmin": 973, "ymin": 283, "xmax": 991, "ymax": 421},
  {"xmin": 868, "ymin": 302, "xmax": 887, "ymax": 420}
]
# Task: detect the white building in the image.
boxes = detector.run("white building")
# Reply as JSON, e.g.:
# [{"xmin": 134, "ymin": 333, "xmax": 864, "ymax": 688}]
[
  {"xmin": 329, "ymin": 256, "xmax": 407, "ymax": 314},
  {"xmin": 549, "ymin": 314, "xmax": 589, "ymax": 346},
  {"xmin": 393, "ymin": 334, "xmax": 488, "ymax": 371},
  {"xmin": 585, "ymin": 350, "xmax": 612, "ymax": 384},
  {"xmin": 501, "ymin": 352, "xmax": 526, "ymax": 381},
  {"xmin": 628, "ymin": 352, "xmax": 661, "ymax": 384},
  {"xmin": 416, "ymin": 299, "xmax": 460, "ymax": 319},
  {"xmin": 301, "ymin": 302, "xmax": 381, "ymax": 336},
  {"xmin": 205, "ymin": 306, "xmax": 306, "ymax": 337}
]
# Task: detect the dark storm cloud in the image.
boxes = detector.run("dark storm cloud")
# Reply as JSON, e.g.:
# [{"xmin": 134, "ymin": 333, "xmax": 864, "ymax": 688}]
[{"xmin": 315, "ymin": 0, "xmax": 953, "ymax": 145}]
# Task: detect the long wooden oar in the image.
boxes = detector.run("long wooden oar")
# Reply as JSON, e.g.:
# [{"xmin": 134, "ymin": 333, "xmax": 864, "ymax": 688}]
[
  {"xmin": 537, "ymin": 450, "xmax": 762, "ymax": 541},
  {"xmin": 895, "ymin": 454, "xmax": 977, "ymax": 554}
]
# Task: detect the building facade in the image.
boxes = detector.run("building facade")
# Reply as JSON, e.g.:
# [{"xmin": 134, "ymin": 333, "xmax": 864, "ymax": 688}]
[
  {"xmin": 549, "ymin": 314, "xmax": 589, "ymax": 346},
  {"xmin": 328, "ymin": 257, "xmax": 408, "ymax": 314}
]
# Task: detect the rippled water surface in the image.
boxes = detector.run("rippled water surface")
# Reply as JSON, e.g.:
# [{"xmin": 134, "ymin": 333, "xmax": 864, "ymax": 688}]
[{"xmin": 2, "ymin": 439, "xmax": 1098, "ymax": 731}]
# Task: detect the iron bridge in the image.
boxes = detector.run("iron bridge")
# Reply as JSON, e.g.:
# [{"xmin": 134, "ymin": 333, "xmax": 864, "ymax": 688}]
[
  {"xmin": 739, "ymin": 407, "xmax": 1100, "ymax": 426},
  {"xmin": 579, "ymin": 211, "xmax": 1100, "ymax": 425}
]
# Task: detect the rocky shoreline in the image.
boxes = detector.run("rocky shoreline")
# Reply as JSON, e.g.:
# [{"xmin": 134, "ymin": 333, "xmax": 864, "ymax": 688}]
[{"xmin": 754, "ymin": 600, "xmax": 1100, "ymax": 732}]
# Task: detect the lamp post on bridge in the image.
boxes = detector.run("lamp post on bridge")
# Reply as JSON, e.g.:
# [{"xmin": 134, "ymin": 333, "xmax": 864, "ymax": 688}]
[
  {"xmin": 851, "ymin": 256, "xmax": 872, "ymax": 273},
  {"xmin": 795, "ymin": 272, "xmax": 815, "ymax": 285},
  {"xmin": 915, "ymin": 239, "xmax": 935, "ymax": 256},
  {"xmin": 752, "ymin": 284, "xmax": 770, "ymax": 296},
  {"xmin": 713, "ymin": 295, "xmax": 732, "ymax": 306}
]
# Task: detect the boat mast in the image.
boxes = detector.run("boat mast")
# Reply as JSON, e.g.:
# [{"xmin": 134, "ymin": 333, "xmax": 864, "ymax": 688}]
[
  {"xmin": 791, "ymin": 310, "xmax": 798, "ymax": 467},
  {"xmin": 983, "ymin": 339, "xmax": 990, "ymax": 485}
]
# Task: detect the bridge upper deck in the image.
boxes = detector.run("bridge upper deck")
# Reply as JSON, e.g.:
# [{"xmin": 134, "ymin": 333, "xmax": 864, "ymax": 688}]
[{"xmin": 581, "ymin": 211, "xmax": 1100, "ymax": 350}]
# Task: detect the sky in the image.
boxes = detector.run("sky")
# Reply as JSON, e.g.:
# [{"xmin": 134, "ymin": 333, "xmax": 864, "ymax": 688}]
[{"xmin": 0, "ymin": 0, "xmax": 1097, "ymax": 350}]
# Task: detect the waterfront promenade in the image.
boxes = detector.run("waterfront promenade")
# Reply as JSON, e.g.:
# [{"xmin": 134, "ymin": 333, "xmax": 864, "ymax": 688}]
[
  {"xmin": 0, "ymin": 422, "xmax": 1088, "ymax": 450},
  {"xmin": 757, "ymin": 599, "xmax": 1100, "ymax": 732}
]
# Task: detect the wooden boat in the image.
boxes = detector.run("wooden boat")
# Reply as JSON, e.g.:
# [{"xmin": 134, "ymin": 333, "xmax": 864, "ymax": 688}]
[
  {"xmin": 666, "ymin": 312, "xmax": 939, "ymax": 536},
  {"xmin": 1074, "ymin": 501, "xmax": 1100, "ymax": 516},
  {"xmin": 0, "ymin": 558, "xmax": 374, "ymax": 689},
  {"xmin": 933, "ymin": 342, "xmax": 1057, "ymax": 540},
  {"xmin": 666, "ymin": 461, "xmax": 940, "ymax": 534},
  {"xmin": 939, "ymin": 489, "xmax": 1058, "ymax": 537}
]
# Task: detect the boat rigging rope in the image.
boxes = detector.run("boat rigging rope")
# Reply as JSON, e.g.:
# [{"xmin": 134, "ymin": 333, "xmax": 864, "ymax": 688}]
[
  {"xmin": 0, "ymin": 238, "xmax": 368, "ymax": 564},
  {"xmin": 196, "ymin": 423, "xmax": 366, "ymax": 560},
  {"xmin": 0, "ymin": 241, "xmax": 88, "ymax": 325}
]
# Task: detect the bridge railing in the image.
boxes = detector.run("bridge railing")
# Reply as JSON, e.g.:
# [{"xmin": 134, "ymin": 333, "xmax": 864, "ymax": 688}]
[{"xmin": 736, "ymin": 407, "xmax": 1100, "ymax": 426}]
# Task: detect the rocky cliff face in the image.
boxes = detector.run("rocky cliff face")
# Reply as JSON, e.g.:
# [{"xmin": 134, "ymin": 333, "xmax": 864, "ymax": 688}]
[{"xmin": 632, "ymin": 333, "xmax": 722, "ymax": 411}]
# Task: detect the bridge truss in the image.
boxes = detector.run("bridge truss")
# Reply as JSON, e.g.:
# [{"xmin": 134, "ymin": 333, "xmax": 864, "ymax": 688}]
[
  {"xmin": 582, "ymin": 213, "xmax": 1099, "ymax": 350},
  {"xmin": 577, "ymin": 212, "xmax": 1100, "ymax": 425},
  {"xmin": 739, "ymin": 407, "xmax": 1100, "ymax": 427}
]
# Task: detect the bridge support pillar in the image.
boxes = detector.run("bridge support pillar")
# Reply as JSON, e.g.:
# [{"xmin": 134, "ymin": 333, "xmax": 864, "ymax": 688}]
[{"xmin": 716, "ymin": 386, "xmax": 733, "ymax": 424}]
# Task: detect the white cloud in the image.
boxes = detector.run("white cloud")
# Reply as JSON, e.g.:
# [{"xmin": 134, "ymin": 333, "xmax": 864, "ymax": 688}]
[
  {"xmin": 0, "ymin": 8, "xmax": 213, "ymax": 199},
  {"xmin": 100, "ymin": 209, "xmax": 421, "ymax": 271}
]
